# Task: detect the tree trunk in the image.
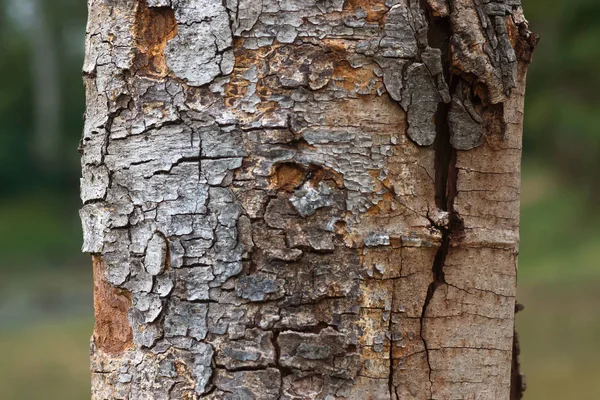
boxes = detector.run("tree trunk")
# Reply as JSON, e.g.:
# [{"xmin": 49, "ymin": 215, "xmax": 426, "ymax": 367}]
[{"xmin": 80, "ymin": 0, "xmax": 535, "ymax": 399}]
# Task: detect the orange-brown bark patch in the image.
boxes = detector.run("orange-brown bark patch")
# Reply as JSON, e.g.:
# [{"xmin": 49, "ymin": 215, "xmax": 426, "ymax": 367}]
[
  {"xmin": 320, "ymin": 38, "xmax": 353, "ymax": 54},
  {"xmin": 343, "ymin": 0, "xmax": 388, "ymax": 24},
  {"xmin": 271, "ymin": 163, "xmax": 306, "ymax": 192},
  {"xmin": 330, "ymin": 61, "xmax": 382, "ymax": 94},
  {"xmin": 225, "ymin": 41, "xmax": 277, "ymax": 107},
  {"xmin": 505, "ymin": 16, "xmax": 520, "ymax": 49},
  {"xmin": 308, "ymin": 165, "xmax": 345, "ymax": 189},
  {"xmin": 93, "ymin": 255, "xmax": 133, "ymax": 355},
  {"xmin": 133, "ymin": 0, "xmax": 178, "ymax": 77},
  {"xmin": 390, "ymin": 237, "xmax": 403, "ymax": 249},
  {"xmin": 506, "ymin": 15, "xmax": 538, "ymax": 63},
  {"xmin": 324, "ymin": 95, "xmax": 404, "ymax": 130},
  {"xmin": 224, "ymin": 75, "xmax": 250, "ymax": 108},
  {"xmin": 270, "ymin": 163, "xmax": 345, "ymax": 192},
  {"xmin": 255, "ymin": 100, "xmax": 281, "ymax": 115},
  {"xmin": 366, "ymin": 192, "xmax": 396, "ymax": 215}
]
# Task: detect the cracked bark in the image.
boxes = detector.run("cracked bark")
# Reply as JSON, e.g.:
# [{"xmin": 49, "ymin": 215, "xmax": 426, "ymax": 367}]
[{"xmin": 81, "ymin": 0, "xmax": 536, "ymax": 398}]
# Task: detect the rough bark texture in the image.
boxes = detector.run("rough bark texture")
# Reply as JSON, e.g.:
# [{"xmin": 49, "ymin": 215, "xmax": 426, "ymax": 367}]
[{"xmin": 80, "ymin": 0, "xmax": 535, "ymax": 398}]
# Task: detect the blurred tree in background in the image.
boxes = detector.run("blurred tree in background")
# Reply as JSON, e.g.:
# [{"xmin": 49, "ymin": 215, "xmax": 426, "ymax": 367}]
[
  {"xmin": 0, "ymin": 0, "xmax": 86, "ymax": 269},
  {"xmin": 0, "ymin": 0, "xmax": 599, "ymax": 399},
  {"xmin": 0, "ymin": 0, "xmax": 85, "ymax": 197}
]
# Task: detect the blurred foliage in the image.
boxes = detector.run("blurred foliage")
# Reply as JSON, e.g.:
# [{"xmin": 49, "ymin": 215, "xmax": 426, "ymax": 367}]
[
  {"xmin": 0, "ymin": 0, "xmax": 599, "ymax": 399},
  {"xmin": 0, "ymin": 194, "xmax": 83, "ymax": 267},
  {"xmin": 0, "ymin": 0, "xmax": 597, "ymax": 204},
  {"xmin": 524, "ymin": 0, "xmax": 600, "ymax": 196}
]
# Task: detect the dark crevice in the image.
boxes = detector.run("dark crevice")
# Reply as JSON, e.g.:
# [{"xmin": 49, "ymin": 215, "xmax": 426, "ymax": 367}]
[
  {"xmin": 171, "ymin": 295, "xmax": 217, "ymax": 304},
  {"xmin": 216, "ymin": 365, "xmax": 272, "ymax": 372},
  {"xmin": 421, "ymin": 79, "xmax": 464, "ymax": 399},
  {"xmin": 433, "ymin": 100, "xmax": 453, "ymax": 211},
  {"xmin": 271, "ymin": 330, "xmax": 292, "ymax": 398},
  {"xmin": 419, "ymin": 228, "xmax": 448, "ymax": 391},
  {"xmin": 418, "ymin": 0, "xmax": 465, "ymax": 396},
  {"xmin": 300, "ymin": 321, "xmax": 332, "ymax": 334},
  {"xmin": 198, "ymin": 129, "xmax": 203, "ymax": 180},
  {"xmin": 272, "ymin": 322, "xmax": 334, "ymax": 335},
  {"xmin": 388, "ymin": 310, "xmax": 397, "ymax": 399},
  {"xmin": 424, "ymin": 1, "xmax": 451, "ymax": 64},
  {"xmin": 423, "ymin": 0, "xmax": 452, "ymax": 83},
  {"xmin": 426, "ymin": 0, "xmax": 455, "ymax": 212}
]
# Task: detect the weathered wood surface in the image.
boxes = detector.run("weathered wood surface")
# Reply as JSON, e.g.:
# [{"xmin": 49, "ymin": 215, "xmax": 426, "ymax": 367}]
[{"xmin": 80, "ymin": 0, "xmax": 535, "ymax": 398}]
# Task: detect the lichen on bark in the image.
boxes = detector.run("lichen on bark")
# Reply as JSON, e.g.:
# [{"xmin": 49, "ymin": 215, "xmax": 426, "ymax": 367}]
[{"xmin": 81, "ymin": 0, "xmax": 535, "ymax": 398}]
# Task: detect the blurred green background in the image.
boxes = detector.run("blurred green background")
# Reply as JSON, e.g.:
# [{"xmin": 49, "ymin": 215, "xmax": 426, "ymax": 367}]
[{"xmin": 0, "ymin": 0, "xmax": 598, "ymax": 399}]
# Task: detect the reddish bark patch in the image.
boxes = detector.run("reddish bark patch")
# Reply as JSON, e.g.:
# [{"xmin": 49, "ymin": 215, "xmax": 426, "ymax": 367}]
[
  {"xmin": 133, "ymin": 0, "xmax": 178, "ymax": 77},
  {"xmin": 93, "ymin": 256, "xmax": 133, "ymax": 355}
]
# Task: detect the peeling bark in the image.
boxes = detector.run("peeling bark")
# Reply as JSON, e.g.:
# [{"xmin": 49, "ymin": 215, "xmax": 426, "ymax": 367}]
[{"xmin": 81, "ymin": 0, "xmax": 536, "ymax": 398}]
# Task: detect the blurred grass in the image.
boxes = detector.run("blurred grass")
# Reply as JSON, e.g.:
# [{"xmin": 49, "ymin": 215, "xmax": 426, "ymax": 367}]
[
  {"xmin": 518, "ymin": 281, "xmax": 600, "ymax": 400},
  {"xmin": 0, "ymin": 166, "xmax": 599, "ymax": 399},
  {"xmin": 0, "ymin": 192, "xmax": 93, "ymax": 399},
  {"xmin": 517, "ymin": 163, "xmax": 600, "ymax": 399},
  {"xmin": 0, "ymin": 318, "xmax": 92, "ymax": 400}
]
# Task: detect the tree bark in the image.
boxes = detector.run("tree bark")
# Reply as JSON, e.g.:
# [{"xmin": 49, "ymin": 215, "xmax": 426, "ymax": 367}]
[{"xmin": 80, "ymin": 0, "xmax": 535, "ymax": 399}]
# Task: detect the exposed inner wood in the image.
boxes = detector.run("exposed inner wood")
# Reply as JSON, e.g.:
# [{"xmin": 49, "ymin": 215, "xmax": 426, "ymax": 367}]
[{"xmin": 92, "ymin": 255, "xmax": 133, "ymax": 355}]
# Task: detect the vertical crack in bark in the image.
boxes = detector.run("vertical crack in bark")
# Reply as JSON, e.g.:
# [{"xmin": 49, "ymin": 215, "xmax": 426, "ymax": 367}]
[
  {"xmin": 419, "ymin": 227, "xmax": 448, "ymax": 394},
  {"xmin": 271, "ymin": 331, "xmax": 283, "ymax": 396},
  {"xmin": 419, "ymin": 1, "xmax": 459, "ymax": 395},
  {"xmin": 420, "ymin": 100, "xmax": 462, "ymax": 397},
  {"xmin": 433, "ymin": 100, "xmax": 453, "ymax": 211},
  {"xmin": 270, "ymin": 330, "xmax": 291, "ymax": 397}
]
